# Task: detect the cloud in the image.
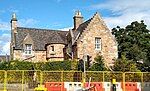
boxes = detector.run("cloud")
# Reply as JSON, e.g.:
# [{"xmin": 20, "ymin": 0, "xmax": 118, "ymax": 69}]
[
  {"xmin": 0, "ymin": 34, "xmax": 10, "ymax": 42},
  {"xmin": 58, "ymin": 26, "xmax": 73, "ymax": 31},
  {"xmin": 0, "ymin": 20, "xmax": 10, "ymax": 31},
  {"xmin": 18, "ymin": 18, "xmax": 39, "ymax": 27},
  {"xmin": 0, "ymin": 18, "xmax": 39, "ymax": 31},
  {"xmin": 0, "ymin": 18, "xmax": 39, "ymax": 55},
  {"xmin": 1, "ymin": 42, "xmax": 10, "ymax": 55},
  {"xmin": 0, "ymin": 8, "xmax": 19, "ymax": 31},
  {"xmin": 90, "ymin": 0, "xmax": 150, "ymax": 29},
  {"xmin": 0, "ymin": 33, "xmax": 10, "ymax": 55}
]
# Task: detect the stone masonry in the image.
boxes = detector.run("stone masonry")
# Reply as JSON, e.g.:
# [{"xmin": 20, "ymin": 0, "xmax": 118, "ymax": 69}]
[
  {"xmin": 10, "ymin": 11, "xmax": 118, "ymax": 66},
  {"xmin": 75, "ymin": 13, "xmax": 118, "ymax": 66}
]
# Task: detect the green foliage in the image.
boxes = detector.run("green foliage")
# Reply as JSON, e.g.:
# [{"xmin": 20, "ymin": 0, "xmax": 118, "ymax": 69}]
[
  {"xmin": 113, "ymin": 55, "xmax": 139, "ymax": 72},
  {"xmin": 0, "ymin": 60, "xmax": 75, "ymax": 71},
  {"xmin": 112, "ymin": 21, "xmax": 150, "ymax": 61},
  {"xmin": 88, "ymin": 55, "xmax": 107, "ymax": 71},
  {"xmin": 112, "ymin": 20, "xmax": 150, "ymax": 71},
  {"xmin": 0, "ymin": 60, "xmax": 33, "ymax": 70},
  {"xmin": 35, "ymin": 60, "xmax": 72, "ymax": 71}
]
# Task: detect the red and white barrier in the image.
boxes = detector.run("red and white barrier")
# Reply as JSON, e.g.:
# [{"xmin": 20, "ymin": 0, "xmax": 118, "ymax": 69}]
[
  {"xmin": 44, "ymin": 81, "xmax": 145, "ymax": 91},
  {"xmin": 64, "ymin": 82, "xmax": 82, "ymax": 91}
]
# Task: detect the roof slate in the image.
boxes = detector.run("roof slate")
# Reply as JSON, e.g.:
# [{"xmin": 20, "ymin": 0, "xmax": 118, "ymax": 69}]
[{"xmin": 15, "ymin": 27, "xmax": 68, "ymax": 50}]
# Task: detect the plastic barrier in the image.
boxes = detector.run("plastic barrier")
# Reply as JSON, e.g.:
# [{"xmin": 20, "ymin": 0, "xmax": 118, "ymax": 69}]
[
  {"xmin": 45, "ymin": 82, "xmax": 66, "ymax": 91},
  {"xmin": 64, "ymin": 82, "xmax": 82, "ymax": 91},
  {"xmin": 103, "ymin": 82, "xmax": 122, "ymax": 91},
  {"xmin": 136, "ymin": 82, "xmax": 141, "ymax": 91},
  {"xmin": 84, "ymin": 82, "xmax": 104, "ymax": 91},
  {"xmin": 122, "ymin": 82, "xmax": 139, "ymax": 91},
  {"xmin": 115, "ymin": 82, "xmax": 122, "ymax": 91},
  {"xmin": 143, "ymin": 82, "xmax": 150, "ymax": 91},
  {"xmin": 103, "ymin": 82, "xmax": 111, "ymax": 91}
]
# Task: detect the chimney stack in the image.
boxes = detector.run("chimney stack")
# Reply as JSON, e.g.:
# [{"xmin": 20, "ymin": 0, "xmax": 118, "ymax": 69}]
[
  {"xmin": 73, "ymin": 10, "xmax": 83, "ymax": 30},
  {"xmin": 10, "ymin": 13, "xmax": 17, "ymax": 31},
  {"xmin": 10, "ymin": 13, "xmax": 17, "ymax": 60}
]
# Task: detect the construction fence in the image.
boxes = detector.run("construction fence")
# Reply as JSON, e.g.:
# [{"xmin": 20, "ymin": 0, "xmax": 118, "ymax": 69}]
[{"xmin": 0, "ymin": 70, "xmax": 149, "ymax": 91}]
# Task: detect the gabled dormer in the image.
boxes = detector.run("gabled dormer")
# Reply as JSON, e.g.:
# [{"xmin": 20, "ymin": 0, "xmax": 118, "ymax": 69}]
[{"xmin": 22, "ymin": 33, "xmax": 34, "ymax": 55}]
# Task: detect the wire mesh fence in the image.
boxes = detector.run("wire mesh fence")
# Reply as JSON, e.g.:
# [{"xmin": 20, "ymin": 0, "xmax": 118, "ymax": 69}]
[{"xmin": 0, "ymin": 70, "xmax": 149, "ymax": 91}]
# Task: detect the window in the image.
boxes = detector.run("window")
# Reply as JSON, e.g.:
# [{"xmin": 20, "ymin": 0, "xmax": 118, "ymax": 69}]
[
  {"xmin": 49, "ymin": 46, "xmax": 55, "ymax": 55},
  {"xmin": 24, "ymin": 44, "xmax": 32, "ymax": 55},
  {"xmin": 51, "ymin": 46, "xmax": 54, "ymax": 51},
  {"xmin": 95, "ymin": 38, "xmax": 101, "ymax": 50}
]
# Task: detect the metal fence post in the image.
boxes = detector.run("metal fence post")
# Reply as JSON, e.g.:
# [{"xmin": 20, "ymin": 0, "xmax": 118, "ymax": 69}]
[
  {"xmin": 4, "ymin": 71, "xmax": 7, "ymax": 91},
  {"xmin": 123, "ymin": 72, "xmax": 125, "ymax": 91},
  {"xmin": 81, "ymin": 71, "xmax": 84, "ymax": 88},
  {"xmin": 61, "ymin": 71, "xmax": 63, "ymax": 82},
  {"xmin": 22, "ymin": 70, "xmax": 24, "ymax": 91},
  {"xmin": 103, "ymin": 72, "xmax": 105, "ymax": 82},
  {"xmin": 141, "ymin": 72, "xmax": 143, "ymax": 91},
  {"xmin": 61, "ymin": 71, "xmax": 64, "ymax": 91},
  {"xmin": 40, "ymin": 71, "xmax": 43, "ymax": 86}
]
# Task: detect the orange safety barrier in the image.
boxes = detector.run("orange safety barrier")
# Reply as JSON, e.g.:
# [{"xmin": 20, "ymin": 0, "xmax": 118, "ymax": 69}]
[
  {"xmin": 45, "ymin": 82, "xmax": 66, "ymax": 91},
  {"xmin": 121, "ymin": 82, "xmax": 139, "ymax": 91},
  {"xmin": 84, "ymin": 82, "xmax": 104, "ymax": 91}
]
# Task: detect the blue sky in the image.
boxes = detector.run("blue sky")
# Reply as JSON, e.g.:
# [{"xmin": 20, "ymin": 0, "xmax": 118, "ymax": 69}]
[{"xmin": 0, "ymin": 0, "xmax": 150, "ymax": 55}]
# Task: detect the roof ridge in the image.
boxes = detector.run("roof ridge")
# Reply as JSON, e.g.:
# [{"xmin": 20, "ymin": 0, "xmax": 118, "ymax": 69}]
[
  {"xmin": 91, "ymin": 12, "xmax": 118, "ymax": 44},
  {"xmin": 76, "ymin": 17, "xmax": 93, "ymax": 31},
  {"xmin": 17, "ymin": 27, "xmax": 67, "ymax": 32}
]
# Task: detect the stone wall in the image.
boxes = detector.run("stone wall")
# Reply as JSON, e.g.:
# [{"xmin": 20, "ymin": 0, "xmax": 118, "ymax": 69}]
[
  {"xmin": 46, "ymin": 44, "xmax": 65, "ymax": 61},
  {"xmin": 13, "ymin": 50, "xmax": 47, "ymax": 62},
  {"xmin": 34, "ymin": 51, "xmax": 46, "ymax": 62},
  {"xmin": 76, "ymin": 15, "xmax": 118, "ymax": 66},
  {"xmin": 13, "ymin": 50, "xmax": 22, "ymax": 60},
  {"xmin": 13, "ymin": 44, "xmax": 65, "ymax": 62}
]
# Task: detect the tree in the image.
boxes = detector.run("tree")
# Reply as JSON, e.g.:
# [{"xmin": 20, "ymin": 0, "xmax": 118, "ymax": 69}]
[
  {"xmin": 112, "ymin": 20, "xmax": 150, "ymax": 67},
  {"xmin": 113, "ymin": 55, "xmax": 139, "ymax": 72},
  {"xmin": 78, "ymin": 59, "xmax": 84, "ymax": 72},
  {"xmin": 88, "ymin": 55, "xmax": 107, "ymax": 71}
]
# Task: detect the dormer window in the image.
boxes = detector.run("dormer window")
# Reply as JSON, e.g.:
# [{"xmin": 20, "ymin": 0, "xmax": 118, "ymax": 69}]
[
  {"xmin": 51, "ymin": 46, "xmax": 54, "ymax": 52},
  {"xmin": 24, "ymin": 44, "xmax": 32, "ymax": 55},
  {"xmin": 95, "ymin": 37, "xmax": 101, "ymax": 50},
  {"xmin": 49, "ymin": 45, "xmax": 55, "ymax": 55}
]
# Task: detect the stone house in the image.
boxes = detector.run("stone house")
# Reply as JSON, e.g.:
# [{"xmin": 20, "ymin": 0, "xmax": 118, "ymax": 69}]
[
  {"xmin": 0, "ymin": 55, "xmax": 10, "ymax": 62},
  {"xmin": 10, "ymin": 11, "xmax": 118, "ymax": 66}
]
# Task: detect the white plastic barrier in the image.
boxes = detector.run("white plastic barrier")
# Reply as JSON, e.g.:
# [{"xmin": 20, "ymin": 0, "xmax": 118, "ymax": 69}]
[
  {"xmin": 116, "ymin": 82, "xmax": 122, "ymax": 91},
  {"xmin": 103, "ymin": 82, "xmax": 122, "ymax": 91},
  {"xmin": 103, "ymin": 82, "xmax": 111, "ymax": 91},
  {"xmin": 143, "ymin": 82, "xmax": 150, "ymax": 91},
  {"xmin": 64, "ymin": 82, "xmax": 82, "ymax": 91},
  {"xmin": 137, "ymin": 82, "xmax": 141, "ymax": 91}
]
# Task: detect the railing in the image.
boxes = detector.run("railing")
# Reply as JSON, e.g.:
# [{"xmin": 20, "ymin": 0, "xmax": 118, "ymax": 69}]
[{"xmin": 0, "ymin": 70, "xmax": 149, "ymax": 91}]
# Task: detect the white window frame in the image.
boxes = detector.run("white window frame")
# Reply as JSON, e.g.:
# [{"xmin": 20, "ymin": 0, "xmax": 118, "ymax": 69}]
[
  {"xmin": 95, "ymin": 37, "xmax": 101, "ymax": 50},
  {"xmin": 24, "ymin": 44, "xmax": 32, "ymax": 55}
]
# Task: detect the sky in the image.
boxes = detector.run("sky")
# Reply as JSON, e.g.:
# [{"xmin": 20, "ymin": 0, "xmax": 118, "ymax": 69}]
[{"xmin": 0, "ymin": 0, "xmax": 150, "ymax": 55}]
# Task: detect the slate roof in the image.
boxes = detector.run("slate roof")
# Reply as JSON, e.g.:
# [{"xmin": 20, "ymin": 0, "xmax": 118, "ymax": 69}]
[{"xmin": 15, "ymin": 27, "xmax": 68, "ymax": 50}]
